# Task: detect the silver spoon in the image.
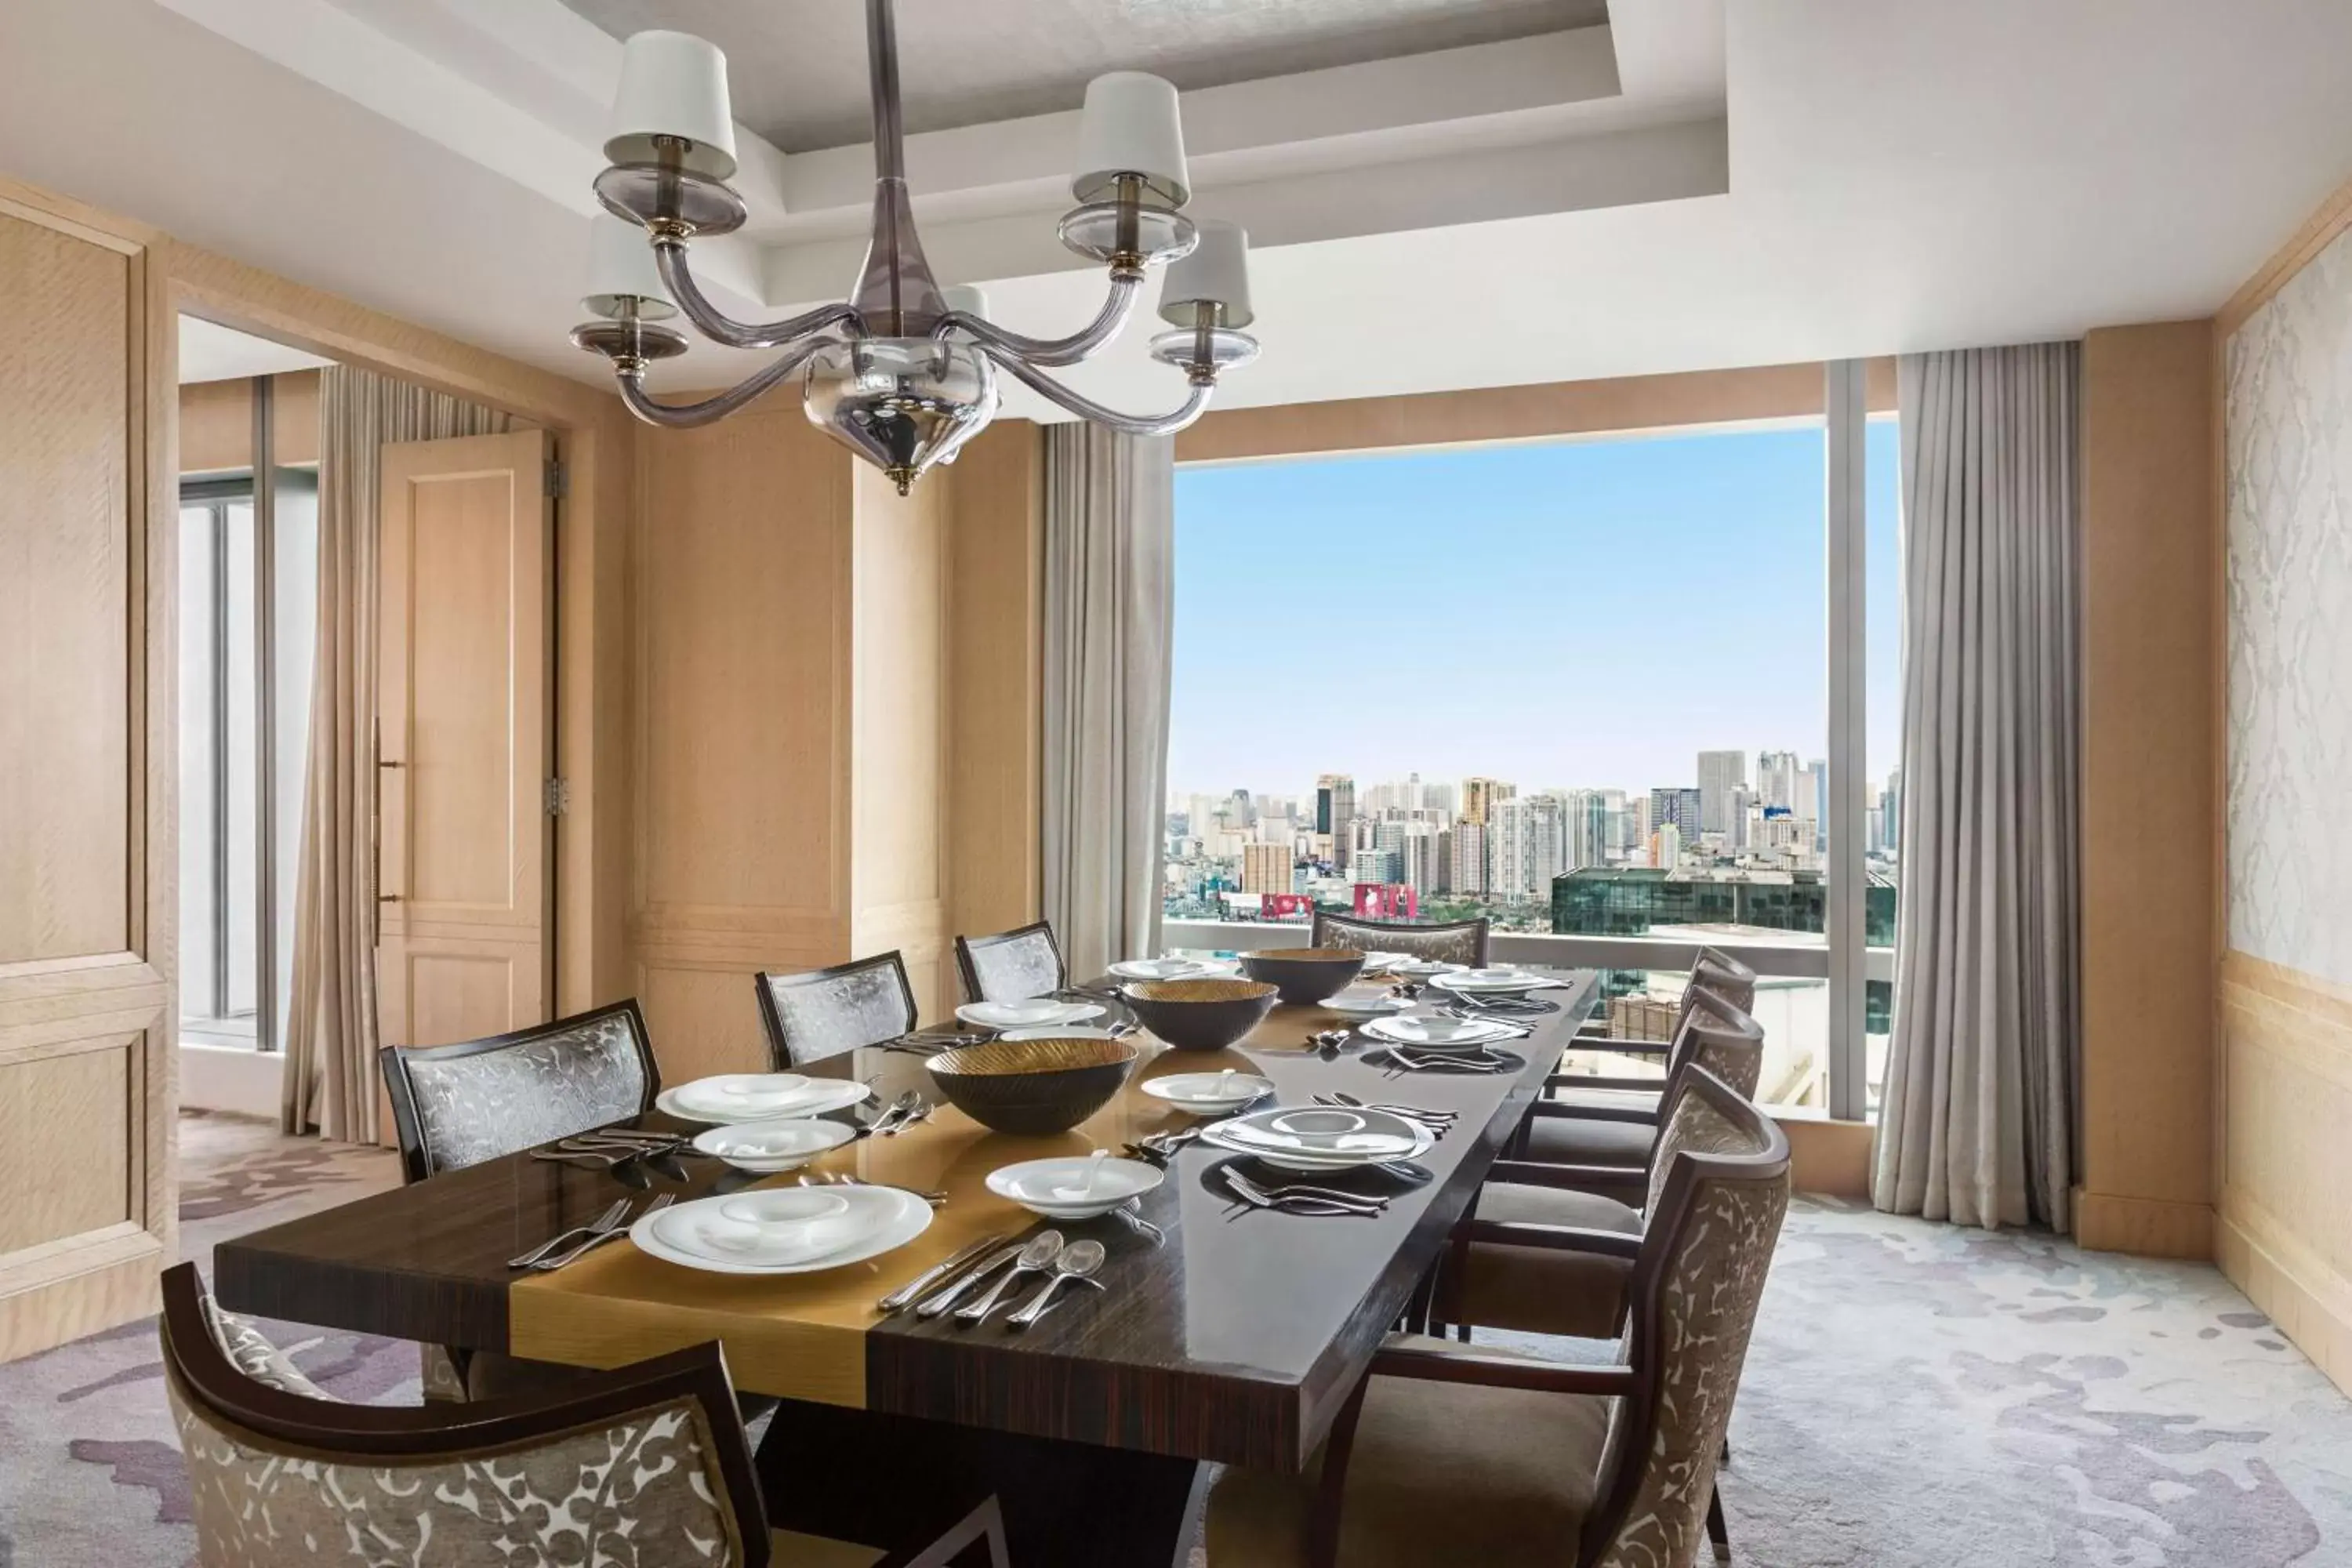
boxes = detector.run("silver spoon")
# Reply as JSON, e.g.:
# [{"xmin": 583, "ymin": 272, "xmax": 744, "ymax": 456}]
[
  {"xmin": 954, "ymin": 1230, "xmax": 1065, "ymax": 1325},
  {"xmin": 1007, "ymin": 1239, "xmax": 1107, "ymax": 1329}
]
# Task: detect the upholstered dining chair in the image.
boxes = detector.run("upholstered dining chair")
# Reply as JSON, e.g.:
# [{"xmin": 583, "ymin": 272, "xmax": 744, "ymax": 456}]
[
  {"xmin": 1565, "ymin": 945, "xmax": 1759, "ymax": 1060},
  {"xmin": 161, "ymin": 1263, "xmax": 1011, "ymax": 1568},
  {"xmin": 1308, "ymin": 911, "xmax": 1490, "ymax": 966},
  {"xmin": 757, "ymin": 953, "xmax": 919, "ymax": 1067},
  {"xmin": 1514, "ymin": 989, "xmax": 1767, "ymax": 1171},
  {"xmin": 1206, "ymin": 1065, "xmax": 1790, "ymax": 1568},
  {"xmin": 954, "ymin": 920, "xmax": 1065, "ymax": 1004},
  {"xmin": 1439, "ymin": 1062, "xmax": 1766, "ymax": 1346},
  {"xmin": 379, "ymin": 1000, "xmax": 662, "ymax": 1402}
]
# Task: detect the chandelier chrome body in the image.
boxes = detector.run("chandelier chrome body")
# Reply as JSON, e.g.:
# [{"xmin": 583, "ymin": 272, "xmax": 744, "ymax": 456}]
[{"xmin": 572, "ymin": 1, "xmax": 1258, "ymax": 492}]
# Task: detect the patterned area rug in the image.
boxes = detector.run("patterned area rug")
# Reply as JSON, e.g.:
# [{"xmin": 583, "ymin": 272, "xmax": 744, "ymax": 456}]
[{"xmin": 2, "ymin": 1119, "xmax": 2347, "ymax": 1566}]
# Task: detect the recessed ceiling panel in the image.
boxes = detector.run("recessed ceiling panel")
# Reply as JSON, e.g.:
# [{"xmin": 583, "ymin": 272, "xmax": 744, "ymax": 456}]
[{"xmin": 559, "ymin": 0, "xmax": 1610, "ymax": 151}]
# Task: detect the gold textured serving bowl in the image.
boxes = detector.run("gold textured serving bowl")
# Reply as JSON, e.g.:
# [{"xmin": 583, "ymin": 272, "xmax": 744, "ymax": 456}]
[
  {"xmin": 924, "ymin": 1036, "xmax": 1139, "ymax": 1135},
  {"xmin": 1238, "ymin": 946, "xmax": 1368, "ymax": 1005},
  {"xmin": 1120, "ymin": 977, "xmax": 1280, "ymax": 1051}
]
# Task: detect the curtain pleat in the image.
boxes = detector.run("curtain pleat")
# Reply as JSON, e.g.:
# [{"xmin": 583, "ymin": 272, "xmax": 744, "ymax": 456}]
[
  {"xmin": 281, "ymin": 367, "xmax": 510, "ymax": 1141},
  {"xmin": 1874, "ymin": 342, "xmax": 2081, "ymax": 1231},
  {"xmin": 1040, "ymin": 425, "xmax": 1175, "ymax": 983}
]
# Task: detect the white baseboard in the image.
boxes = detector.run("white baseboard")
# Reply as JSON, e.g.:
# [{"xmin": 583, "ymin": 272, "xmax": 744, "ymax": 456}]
[{"xmin": 180, "ymin": 1042, "xmax": 285, "ymax": 1120}]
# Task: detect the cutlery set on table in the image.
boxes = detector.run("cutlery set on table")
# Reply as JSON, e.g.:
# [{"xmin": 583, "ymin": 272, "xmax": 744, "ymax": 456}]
[{"xmin": 877, "ymin": 1230, "xmax": 1111, "ymax": 1330}]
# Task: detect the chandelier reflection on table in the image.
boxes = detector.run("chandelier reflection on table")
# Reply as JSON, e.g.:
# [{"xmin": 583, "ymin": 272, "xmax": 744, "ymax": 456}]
[{"xmin": 570, "ymin": 0, "xmax": 1258, "ymax": 493}]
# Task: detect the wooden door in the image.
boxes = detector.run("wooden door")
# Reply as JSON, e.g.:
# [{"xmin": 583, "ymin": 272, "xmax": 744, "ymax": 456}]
[
  {"xmin": 376, "ymin": 430, "xmax": 553, "ymax": 1058},
  {"xmin": 0, "ymin": 187, "xmax": 172, "ymax": 1361}
]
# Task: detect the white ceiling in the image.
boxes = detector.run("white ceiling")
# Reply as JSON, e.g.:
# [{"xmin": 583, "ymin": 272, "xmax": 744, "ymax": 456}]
[
  {"xmin": 5, "ymin": 0, "xmax": 2349, "ymax": 425},
  {"xmin": 557, "ymin": 0, "xmax": 1610, "ymax": 150},
  {"xmin": 178, "ymin": 315, "xmax": 333, "ymax": 384}
]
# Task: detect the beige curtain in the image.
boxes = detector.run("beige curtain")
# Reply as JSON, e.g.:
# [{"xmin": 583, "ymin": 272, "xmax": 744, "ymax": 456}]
[
  {"xmin": 1874, "ymin": 342, "xmax": 2081, "ymax": 1231},
  {"xmin": 281, "ymin": 367, "xmax": 510, "ymax": 1140},
  {"xmin": 1040, "ymin": 424, "xmax": 1175, "ymax": 982}
]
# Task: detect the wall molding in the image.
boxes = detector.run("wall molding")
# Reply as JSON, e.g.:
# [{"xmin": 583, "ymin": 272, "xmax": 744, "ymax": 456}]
[
  {"xmin": 2074, "ymin": 1191, "xmax": 2214, "ymax": 1261},
  {"xmin": 2216, "ymin": 169, "xmax": 2352, "ymax": 341}
]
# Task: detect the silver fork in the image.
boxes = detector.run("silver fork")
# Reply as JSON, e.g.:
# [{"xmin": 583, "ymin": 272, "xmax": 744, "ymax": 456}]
[
  {"xmin": 508, "ymin": 1198, "xmax": 632, "ymax": 1269},
  {"xmin": 530, "ymin": 1194, "xmax": 672, "ymax": 1271},
  {"xmin": 1225, "ymin": 1169, "xmax": 1385, "ymax": 1215}
]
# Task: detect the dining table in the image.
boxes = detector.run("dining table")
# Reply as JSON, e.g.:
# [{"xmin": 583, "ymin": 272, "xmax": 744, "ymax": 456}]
[{"xmin": 216, "ymin": 964, "xmax": 1600, "ymax": 1566}]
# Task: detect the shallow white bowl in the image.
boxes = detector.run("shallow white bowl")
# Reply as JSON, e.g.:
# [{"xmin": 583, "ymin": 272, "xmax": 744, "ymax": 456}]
[
  {"xmin": 986, "ymin": 1156, "xmax": 1165, "ymax": 1219},
  {"xmin": 1140, "ymin": 1071, "xmax": 1274, "ymax": 1114},
  {"xmin": 1320, "ymin": 993, "xmax": 1408, "ymax": 1017},
  {"xmin": 956, "ymin": 999, "xmax": 1104, "ymax": 1030},
  {"xmin": 691, "ymin": 1118, "xmax": 857, "ymax": 1171},
  {"xmin": 999, "ymin": 1024, "xmax": 1126, "ymax": 1043}
]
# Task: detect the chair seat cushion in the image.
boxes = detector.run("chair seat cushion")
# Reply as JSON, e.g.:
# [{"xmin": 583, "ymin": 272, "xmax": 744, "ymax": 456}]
[
  {"xmin": 1523, "ymin": 1111, "xmax": 1659, "ymax": 1168},
  {"xmin": 771, "ymin": 1528, "xmax": 886, "ymax": 1566},
  {"xmin": 1206, "ymin": 1335, "xmax": 1610, "ymax": 1567},
  {"xmin": 1457, "ymin": 1183, "xmax": 1642, "ymax": 1339},
  {"xmin": 1549, "ymin": 1085, "xmax": 1662, "ymax": 1116}
]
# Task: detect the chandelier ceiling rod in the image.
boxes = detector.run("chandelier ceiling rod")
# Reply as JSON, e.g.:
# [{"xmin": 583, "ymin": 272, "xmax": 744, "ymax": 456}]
[{"xmin": 569, "ymin": 2, "xmax": 1261, "ymax": 489}]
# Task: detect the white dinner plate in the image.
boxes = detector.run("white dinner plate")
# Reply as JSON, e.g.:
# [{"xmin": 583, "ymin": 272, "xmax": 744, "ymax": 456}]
[
  {"xmin": 986, "ymin": 1156, "xmax": 1165, "ymax": 1219},
  {"xmin": 1139, "ymin": 1070, "xmax": 1274, "ymax": 1113},
  {"xmin": 1109, "ymin": 957, "xmax": 1218, "ymax": 981},
  {"xmin": 633, "ymin": 1187, "xmax": 929, "ymax": 1276},
  {"xmin": 955, "ymin": 1000, "xmax": 1105, "ymax": 1030},
  {"xmin": 655, "ymin": 1079, "xmax": 871, "ymax": 1126},
  {"xmin": 1200, "ymin": 1114, "xmax": 1436, "ymax": 1172},
  {"xmin": 668, "ymin": 1072, "xmax": 816, "ymax": 1118},
  {"xmin": 1217, "ymin": 1107, "xmax": 1422, "ymax": 1157},
  {"xmin": 1364, "ymin": 1014, "xmax": 1521, "ymax": 1049},
  {"xmin": 1000, "ymin": 1024, "xmax": 1126, "ymax": 1042},
  {"xmin": 1385, "ymin": 958, "xmax": 1467, "ymax": 978},
  {"xmin": 690, "ymin": 1118, "xmax": 856, "ymax": 1171},
  {"xmin": 1319, "ymin": 993, "xmax": 1409, "ymax": 1017},
  {"xmin": 1431, "ymin": 969, "xmax": 1564, "ymax": 995}
]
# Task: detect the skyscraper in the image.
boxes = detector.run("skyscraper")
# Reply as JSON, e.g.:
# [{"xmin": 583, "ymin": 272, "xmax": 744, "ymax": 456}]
[
  {"xmin": 1453, "ymin": 820, "xmax": 1490, "ymax": 895},
  {"xmin": 1757, "ymin": 750, "xmax": 1803, "ymax": 812},
  {"xmin": 1806, "ymin": 757, "xmax": 1828, "ymax": 852},
  {"xmin": 1492, "ymin": 793, "xmax": 1566, "ymax": 901},
  {"xmin": 1650, "ymin": 822, "xmax": 1683, "ymax": 870},
  {"xmin": 1240, "ymin": 841, "xmax": 1290, "ymax": 895},
  {"xmin": 1563, "ymin": 788, "xmax": 1611, "ymax": 869},
  {"xmin": 1460, "ymin": 776, "xmax": 1513, "ymax": 826},
  {"xmin": 1647, "ymin": 786, "xmax": 1702, "ymax": 840},
  {"xmin": 1315, "ymin": 774, "xmax": 1356, "ymax": 873},
  {"xmin": 1697, "ymin": 750, "xmax": 1747, "ymax": 835}
]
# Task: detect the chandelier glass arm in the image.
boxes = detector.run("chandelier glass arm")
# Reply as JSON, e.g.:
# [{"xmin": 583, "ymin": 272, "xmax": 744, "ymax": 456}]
[
  {"xmin": 615, "ymin": 338, "xmax": 831, "ymax": 428},
  {"xmin": 933, "ymin": 273, "xmax": 1141, "ymax": 368},
  {"xmin": 652, "ymin": 237, "xmax": 866, "ymax": 350},
  {"xmin": 980, "ymin": 343, "xmax": 1214, "ymax": 437}
]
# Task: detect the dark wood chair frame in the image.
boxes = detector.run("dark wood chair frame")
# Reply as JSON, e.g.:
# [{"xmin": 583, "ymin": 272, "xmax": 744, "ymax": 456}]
[
  {"xmin": 953, "ymin": 918, "xmax": 1066, "ymax": 1004},
  {"xmin": 754, "ymin": 951, "xmax": 920, "ymax": 1069},
  {"xmin": 378, "ymin": 997, "xmax": 662, "ymax": 1186},
  {"xmin": 162, "ymin": 1262, "xmax": 1010, "ymax": 1568},
  {"xmin": 1317, "ymin": 1069, "xmax": 1787, "ymax": 1568},
  {"xmin": 1515, "ymin": 989, "xmax": 1766, "ymax": 1160},
  {"xmin": 1307, "ymin": 910, "xmax": 1492, "ymax": 965}
]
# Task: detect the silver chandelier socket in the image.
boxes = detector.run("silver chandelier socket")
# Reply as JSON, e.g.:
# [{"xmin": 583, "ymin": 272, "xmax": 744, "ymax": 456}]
[{"xmin": 578, "ymin": 0, "xmax": 1255, "ymax": 486}]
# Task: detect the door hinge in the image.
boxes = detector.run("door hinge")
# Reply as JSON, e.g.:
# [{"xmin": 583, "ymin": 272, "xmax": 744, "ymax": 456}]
[
  {"xmin": 543, "ymin": 777, "xmax": 570, "ymax": 816},
  {"xmin": 544, "ymin": 459, "xmax": 567, "ymax": 499}
]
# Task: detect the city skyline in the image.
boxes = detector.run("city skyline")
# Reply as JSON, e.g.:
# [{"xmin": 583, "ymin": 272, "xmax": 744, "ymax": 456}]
[{"xmin": 1168, "ymin": 421, "xmax": 1904, "ymax": 798}]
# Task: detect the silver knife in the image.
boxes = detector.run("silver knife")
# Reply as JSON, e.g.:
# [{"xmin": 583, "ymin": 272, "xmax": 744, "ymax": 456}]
[
  {"xmin": 913, "ymin": 1241, "xmax": 1030, "ymax": 1318},
  {"xmin": 877, "ymin": 1232, "xmax": 1011, "ymax": 1314}
]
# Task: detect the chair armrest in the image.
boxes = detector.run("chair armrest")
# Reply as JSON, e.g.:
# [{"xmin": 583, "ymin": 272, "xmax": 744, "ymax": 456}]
[
  {"xmin": 1527, "ymin": 1098, "xmax": 1660, "ymax": 1127},
  {"xmin": 1547, "ymin": 1074, "xmax": 1666, "ymax": 1094},
  {"xmin": 1370, "ymin": 1341, "xmax": 1639, "ymax": 1398},
  {"xmin": 1487, "ymin": 1160, "xmax": 1648, "ymax": 1200},
  {"xmin": 1465, "ymin": 1218, "xmax": 1642, "ymax": 1258},
  {"xmin": 1568, "ymin": 1037, "xmax": 1670, "ymax": 1056}
]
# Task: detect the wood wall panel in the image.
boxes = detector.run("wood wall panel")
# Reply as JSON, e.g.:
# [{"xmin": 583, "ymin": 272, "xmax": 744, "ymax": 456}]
[
  {"xmin": 178, "ymin": 370, "xmax": 322, "ymax": 474},
  {"xmin": 2074, "ymin": 321, "xmax": 2219, "ymax": 1260},
  {"xmin": 0, "ymin": 177, "xmax": 172, "ymax": 1360}
]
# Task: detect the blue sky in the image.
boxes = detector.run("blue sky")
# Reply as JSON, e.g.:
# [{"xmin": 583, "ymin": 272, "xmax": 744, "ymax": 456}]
[{"xmin": 1168, "ymin": 419, "xmax": 1903, "ymax": 804}]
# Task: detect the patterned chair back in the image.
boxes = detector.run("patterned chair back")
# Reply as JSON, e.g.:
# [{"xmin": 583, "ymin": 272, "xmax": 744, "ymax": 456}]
[
  {"xmin": 1308, "ymin": 911, "xmax": 1490, "ymax": 966},
  {"xmin": 955, "ymin": 920, "xmax": 1065, "ymax": 1004},
  {"xmin": 379, "ymin": 1000, "xmax": 659, "ymax": 1183},
  {"xmin": 755, "ymin": 953, "xmax": 917, "ymax": 1067},
  {"xmin": 1690, "ymin": 946, "xmax": 1758, "ymax": 1014},
  {"xmin": 160, "ymin": 1263, "xmax": 772, "ymax": 1567},
  {"xmin": 1587, "ymin": 1068, "xmax": 1790, "ymax": 1568},
  {"xmin": 1662, "ymin": 989, "xmax": 1766, "ymax": 1103}
]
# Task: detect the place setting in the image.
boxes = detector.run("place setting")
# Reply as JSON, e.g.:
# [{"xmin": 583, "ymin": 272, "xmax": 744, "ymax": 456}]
[
  {"xmin": 654, "ymin": 1070, "xmax": 874, "ymax": 1125},
  {"xmin": 1188, "ymin": 1105, "xmax": 1443, "ymax": 1218},
  {"xmin": 627, "ymin": 1179, "xmax": 935, "ymax": 1278}
]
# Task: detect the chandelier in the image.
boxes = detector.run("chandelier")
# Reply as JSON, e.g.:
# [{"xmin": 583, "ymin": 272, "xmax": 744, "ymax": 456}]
[{"xmin": 570, "ymin": 0, "xmax": 1258, "ymax": 492}]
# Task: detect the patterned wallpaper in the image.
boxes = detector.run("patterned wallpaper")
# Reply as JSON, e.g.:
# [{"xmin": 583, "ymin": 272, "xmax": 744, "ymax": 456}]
[{"xmin": 2225, "ymin": 223, "xmax": 2352, "ymax": 985}]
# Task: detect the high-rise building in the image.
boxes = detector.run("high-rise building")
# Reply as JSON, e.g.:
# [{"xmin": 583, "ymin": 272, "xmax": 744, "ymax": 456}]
[
  {"xmin": 1460, "ymin": 776, "xmax": 1514, "ymax": 827},
  {"xmin": 1240, "ymin": 841, "xmax": 1291, "ymax": 895},
  {"xmin": 1697, "ymin": 750, "xmax": 1747, "ymax": 835},
  {"xmin": 1882, "ymin": 768, "xmax": 1903, "ymax": 853},
  {"xmin": 1492, "ymin": 793, "xmax": 1566, "ymax": 900},
  {"xmin": 1563, "ymin": 788, "xmax": 1611, "ymax": 870},
  {"xmin": 1757, "ymin": 750, "xmax": 1803, "ymax": 813},
  {"xmin": 1352, "ymin": 847, "xmax": 1401, "ymax": 886},
  {"xmin": 1650, "ymin": 822, "xmax": 1682, "ymax": 870},
  {"xmin": 1806, "ymin": 758, "xmax": 1828, "ymax": 852},
  {"xmin": 1453, "ymin": 821, "xmax": 1490, "ymax": 895},
  {"xmin": 1315, "ymin": 774, "xmax": 1356, "ymax": 872},
  {"xmin": 1647, "ymin": 786, "xmax": 1702, "ymax": 840}
]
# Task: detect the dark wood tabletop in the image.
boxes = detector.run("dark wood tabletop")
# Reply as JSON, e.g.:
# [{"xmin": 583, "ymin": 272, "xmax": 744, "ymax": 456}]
[{"xmin": 216, "ymin": 967, "xmax": 1599, "ymax": 1479}]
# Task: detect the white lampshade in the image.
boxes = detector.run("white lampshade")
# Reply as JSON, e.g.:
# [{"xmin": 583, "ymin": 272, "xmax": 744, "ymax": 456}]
[
  {"xmin": 940, "ymin": 283, "xmax": 990, "ymax": 319},
  {"xmin": 583, "ymin": 214, "xmax": 677, "ymax": 321},
  {"xmin": 1072, "ymin": 71, "xmax": 1188, "ymax": 209},
  {"xmin": 605, "ymin": 31, "xmax": 739, "ymax": 182},
  {"xmin": 1158, "ymin": 220, "xmax": 1252, "ymax": 329}
]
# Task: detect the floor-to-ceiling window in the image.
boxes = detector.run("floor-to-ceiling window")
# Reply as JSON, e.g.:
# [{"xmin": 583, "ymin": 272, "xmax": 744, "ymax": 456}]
[{"xmin": 1163, "ymin": 381, "xmax": 1897, "ymax": 1117}]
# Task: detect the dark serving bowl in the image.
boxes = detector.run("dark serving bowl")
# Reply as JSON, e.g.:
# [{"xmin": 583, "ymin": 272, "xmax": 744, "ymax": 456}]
[
  {"xmin": 924, "ymin": 1036, "xmax": 1138, "ymax": 1136},
  {"xmin": 1121, "ymin": 977, "xmax": 1280, "ymax": 1051},
  {"xmin": 1239, "ymin": 947, "xmax": 1369, "ymax": 1006}
]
